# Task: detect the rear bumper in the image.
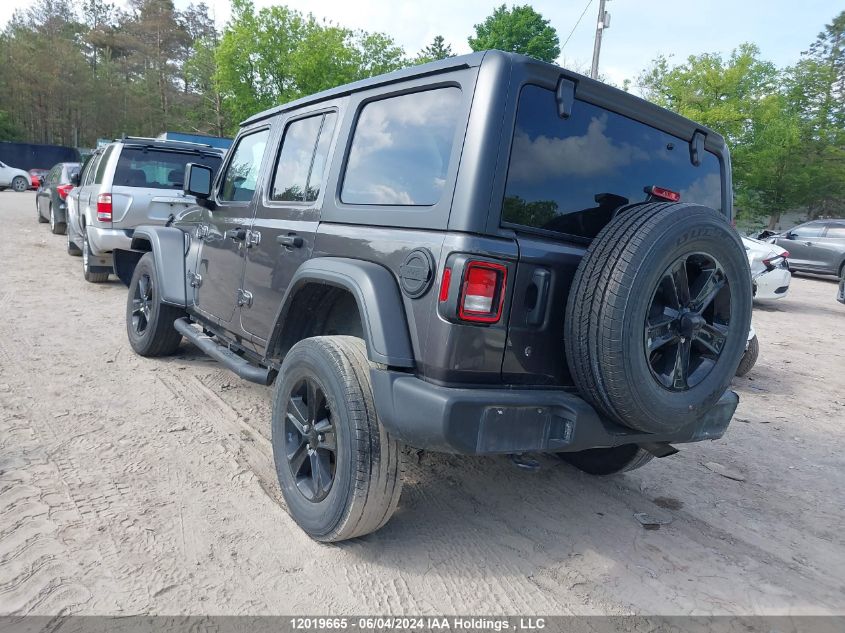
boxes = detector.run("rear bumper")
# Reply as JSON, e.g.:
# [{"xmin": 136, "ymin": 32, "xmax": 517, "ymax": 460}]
[
  {"xmin": 371, "ymin": 369, "xmax": 738, "ymax": 455},
  {"xmin": 87, "ymin": 226, "xmax": 133, "ymax": 255},
  {"xmin": 753, "ymin": 267, "xmax": 791, "ymax": 300}
]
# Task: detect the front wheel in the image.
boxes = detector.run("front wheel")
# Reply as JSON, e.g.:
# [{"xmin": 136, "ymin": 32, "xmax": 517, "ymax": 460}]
[
  {"xmin": 272, "ymin": 336, "xmax": 403, "ymax": 542},
  {"xmin": 12, "ymin": 176, "xmax": 28, "ymax": 192},
  {"xmin": 125, "ymin": 252, "xmax": 184, "ymax": 357},
  {"xmin": 36, "ymin": 201, "xmax": 48, "ymax": 223}
]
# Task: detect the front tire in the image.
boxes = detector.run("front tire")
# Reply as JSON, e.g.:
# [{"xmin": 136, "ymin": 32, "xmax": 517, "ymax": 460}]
[
  {"xmin": 126, "ymin": 252, "xmax": 184, "ymax": 357},
  {"xmin": 82, "ymin": 229, "xmax": 109, "ymax": 283},
  {"xmin": 272, "ymin": 336, "xmax": 403, "ymax": 542},
  {"xmin": 49, "ymin": 203, "xmax": 66, "ymax": 235},
  {"xmin": 12, "ymin": 176, "xmax": 28, "ymax": 192},
  {"xmin": 67, "ymin": 231, "xmax": 82, "ymax": 256},
  {"xmin": 559, "ymin": 444, "xmax": 654, "ymax": 475},
  {"xmin": 36, "ymin": 202, "xmax": 48, "ymax": 223}
]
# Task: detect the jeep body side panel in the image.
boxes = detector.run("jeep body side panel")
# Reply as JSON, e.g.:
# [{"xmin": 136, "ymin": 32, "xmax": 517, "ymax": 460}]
[
  {"xmin": 129, "ymin": 226, "xmax": 188, "ymax": 306},
  {"xmin": 269, "ymin": 257, "xmax": 415, "ymax": 367}
]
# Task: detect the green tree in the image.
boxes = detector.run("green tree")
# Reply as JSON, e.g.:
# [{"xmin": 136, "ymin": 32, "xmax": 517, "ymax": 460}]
[
  {"xmin": 468, "ymin": 4, "xmax": 560, "ymax": 63},
  {"xmin": 415, "ymin": 35, "xmax": 453, "ymax": 64}
]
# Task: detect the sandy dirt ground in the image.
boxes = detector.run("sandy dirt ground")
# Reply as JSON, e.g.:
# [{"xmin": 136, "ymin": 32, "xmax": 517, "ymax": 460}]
[{"xmin": 1, "ymin": 190, "xmax": 844, "ymax": 617}]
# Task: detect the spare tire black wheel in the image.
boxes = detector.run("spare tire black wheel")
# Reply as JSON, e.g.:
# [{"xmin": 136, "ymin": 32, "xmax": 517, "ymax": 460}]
[{"xmin": 565, "ymin": 202, "xmax": 751, "ymax": 434}]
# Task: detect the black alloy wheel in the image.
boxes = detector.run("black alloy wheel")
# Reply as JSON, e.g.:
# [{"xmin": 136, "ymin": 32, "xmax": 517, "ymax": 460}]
[
  {"xmin": 285, "ymin": 377, "xmax": 337, "ymax": 502},
  {"xmin": 130, "ymin": 272, "xmax": 153, "ymax": 336},
  {"xmin": 645, "ymin": 253, "xmax": 731, "ymax": 391}
]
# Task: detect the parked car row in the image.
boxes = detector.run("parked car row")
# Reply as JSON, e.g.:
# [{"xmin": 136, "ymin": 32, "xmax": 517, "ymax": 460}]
[
  {"xmin": 33, "ymin": 137, "xmax": 225, "ymax": 283},
  {"xmin": 758, "ymin": 220, "xmax": 845, "ymax": 278}
]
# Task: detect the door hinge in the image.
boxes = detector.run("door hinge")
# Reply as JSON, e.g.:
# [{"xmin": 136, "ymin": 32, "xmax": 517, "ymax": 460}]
[
  {"xmin": 237, "ymin": 288, "xmax": 253, "ymax": 307},
  {"xmin": 196, "ymin": 224, "xmax": 210, "ymax": 239},
  {"xmin": 246, "ymin": 230, "xmax": 261, "ymax": 248},
  {"xmin": 187, "ymin": 271, "xmax": 202, "ymax": 288}
]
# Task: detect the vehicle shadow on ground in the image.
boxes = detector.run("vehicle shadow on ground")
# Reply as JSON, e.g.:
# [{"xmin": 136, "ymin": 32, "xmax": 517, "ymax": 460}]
[
  {"xmin": 754, "ymin": 300, "xmax": 844, "ymax": 318},
  {"xmin": 335, "ymin": 450, "xmax": 683, "ymax": 574}
]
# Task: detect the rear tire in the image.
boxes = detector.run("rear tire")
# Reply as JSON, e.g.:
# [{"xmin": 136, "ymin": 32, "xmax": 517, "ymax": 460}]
[
  {"xmin": 82, "ymin": 229, "xmax": 109, "ymax": 283},
  {"xmin": 271, "ymin": 336, "xmax": 403, "ymax": 542},
  {"xmin": 126, "ymin": 252, "xmax": 184, "ymax": 357},
  {"xmin": 49, "ymin": 204, "xmax": 66, "ymax": 235},
  {"xmin": 565, "ymin": 202, "xmax": 752, "ymax": 434},
  {"xmin": 559, "ymin": 444, "xmax": 654, "ymax": 475},
  {"xmin": 735, "ymin": 335, "xmax": 759, "ymax": 377}
]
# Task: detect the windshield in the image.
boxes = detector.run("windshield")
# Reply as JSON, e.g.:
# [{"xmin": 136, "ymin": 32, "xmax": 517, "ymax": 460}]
[
  {"xmin": 503, "ymin": 84, "xmax": 724, "ymax": 241},
  {"xmin": 114, "ymin": 147, "xmax": 221, "ymax": 190}
]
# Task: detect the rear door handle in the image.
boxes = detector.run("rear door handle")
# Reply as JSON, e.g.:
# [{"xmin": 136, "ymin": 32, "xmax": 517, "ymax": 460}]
[
  {"xmin": 226, "ymin": 227, "xmax": 247, "ymax": 241},
  {"xmin": 277, "ymin": 234, "xmax": 303, "ymax": 248}
]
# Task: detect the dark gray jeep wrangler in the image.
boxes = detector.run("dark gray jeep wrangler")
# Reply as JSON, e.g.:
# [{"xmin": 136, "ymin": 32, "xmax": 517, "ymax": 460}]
[{"xmin": 115, "ymin": 51, "xmax": 751, "ymax": 542}]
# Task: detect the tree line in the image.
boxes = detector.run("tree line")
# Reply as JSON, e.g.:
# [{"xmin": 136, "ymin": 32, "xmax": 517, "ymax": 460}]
[{"xmin": 0, "ymin": 0, "xmax": 841, "ymax": 226}]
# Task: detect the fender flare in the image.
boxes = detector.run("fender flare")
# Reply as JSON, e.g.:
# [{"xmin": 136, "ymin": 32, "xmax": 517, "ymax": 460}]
[
  {"xmin": 116, "ymin": 226, "xmax": 187, "ymax": 307},
  {"xmin": 272, "ymin": 257, "xmax": 415, "ymax": 368}
]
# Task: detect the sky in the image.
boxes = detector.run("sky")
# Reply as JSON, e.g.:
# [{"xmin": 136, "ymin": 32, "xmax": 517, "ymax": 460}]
[{"xmin": 0, "ymin": 0, "xmax": 837, "ymax": 86}]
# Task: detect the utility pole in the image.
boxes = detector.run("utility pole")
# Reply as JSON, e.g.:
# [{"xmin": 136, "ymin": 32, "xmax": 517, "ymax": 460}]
[{"xmin": 590, "ymin": 0, "xmax": 610, "ymax": 79}]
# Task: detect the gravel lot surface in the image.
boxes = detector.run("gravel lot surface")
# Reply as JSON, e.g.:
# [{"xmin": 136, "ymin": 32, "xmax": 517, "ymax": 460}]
[{"xmin": 1, "ymin": 191, "xmax": 844, "ymax": 616}]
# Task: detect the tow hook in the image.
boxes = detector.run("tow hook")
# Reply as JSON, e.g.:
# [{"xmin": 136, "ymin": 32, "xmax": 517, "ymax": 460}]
[{"xmin": 509, "ymin": 453, "xmax": 541, "ymax": 472}]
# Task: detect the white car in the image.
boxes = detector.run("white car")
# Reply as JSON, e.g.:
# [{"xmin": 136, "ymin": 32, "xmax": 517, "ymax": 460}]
[
  {"xmin": 0, "ymin": 160, "xmax": 32, "ymax": 192},
  {"xmin": 742, "ymin": 236, "xmax": 791, "ymax": 300}
]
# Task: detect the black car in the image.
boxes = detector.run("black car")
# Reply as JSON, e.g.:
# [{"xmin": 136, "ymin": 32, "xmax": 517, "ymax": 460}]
[
  {"xmin": 113, "ymin": 51, "xmax": 752, "ymax": 541},
  {"xmin": 35, "ymin": 161, "xmax": 80, "ymax": 235}
]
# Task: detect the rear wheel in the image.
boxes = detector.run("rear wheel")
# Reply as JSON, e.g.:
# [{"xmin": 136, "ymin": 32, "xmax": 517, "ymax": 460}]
[
  {"xmin": 49, "ymin": 203, "xmax": 66, "ymax": 235},
  {"xmin": 12, "ymin": 176, "xmax": 28, "ymax": 192},
  {"xmin": 271, "ymin": 336, "xmax": 403, "ymax": 542},
  {"xmin": 82, "ymin": 230, "xmax": 109, "ymax": 283},
  {"xmin": 565, "ymin": 202, "xmax": 752, "ymax": 434},
  {"xmin": 126, "ymin": 252, "xmax": 184, "ymax": 357},
  {"xmin": 735, "ymin": 335, "xmax": 759, "ymax": 377},
  {"xmin": 559, "ymin": 444, "xmax": 654, "ymax": 475}
]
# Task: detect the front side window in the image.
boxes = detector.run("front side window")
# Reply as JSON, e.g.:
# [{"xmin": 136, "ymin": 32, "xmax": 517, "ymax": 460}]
[
  {"xmin": 503, "ymin": 85, "xmax": 723, "ymax": 240},
  {"xmin": 342, "ymin": 87, "xmax": 462, "ymax": 206},
  {"xmin": 113, "ymin": 148, "xmax": 221, "ymax": 190},
  {"xmin": 220, "ymin": 129, "xmax": 270, "ymax": 202},
  {"xmin": 792, "ymin": 224, "xmax": 824, "ymax": 238},
  {"xmin": 271, "ymin": 112, "xmax": 336, "ymax": 203}
]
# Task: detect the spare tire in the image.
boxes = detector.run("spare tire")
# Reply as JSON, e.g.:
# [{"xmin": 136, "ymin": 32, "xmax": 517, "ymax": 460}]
[{"xmin": 565, "ymin": 202, "xmax": 751, "ymax": 434}]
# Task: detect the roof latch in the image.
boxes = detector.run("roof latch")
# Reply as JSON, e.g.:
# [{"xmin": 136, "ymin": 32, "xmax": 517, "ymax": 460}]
[
  {"xmin": 556, "ymin": 77, "xmax": 576, "ymax": 119},
  {"xmin": 690, "ymin": 130, "xmax": 706, "ymax": 166}
]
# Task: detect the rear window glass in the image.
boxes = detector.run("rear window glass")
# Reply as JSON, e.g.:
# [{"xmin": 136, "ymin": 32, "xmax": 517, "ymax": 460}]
[
  {"xmin": 341, "ymin": 87, "xmax": 462, "ymax": 206},
  {"xmin": 114, "ymin": 148, "xmax": 221, "ymax": 190},
  {"xmin": 503, "ymin": 85, "xmax": 723, "ymax": 240},
  {"xmin": 272, "ymin": 112, "xmax": 336, "ymax": 203}
]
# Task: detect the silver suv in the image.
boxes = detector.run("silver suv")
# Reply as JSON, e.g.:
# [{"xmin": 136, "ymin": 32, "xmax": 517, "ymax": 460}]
[{"xmin": 66, "ymin": 137, "xmax": 224, "ymax": 282}]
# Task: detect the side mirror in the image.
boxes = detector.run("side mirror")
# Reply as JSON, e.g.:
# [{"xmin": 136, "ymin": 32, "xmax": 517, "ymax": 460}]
[
  {"xmin": 785, "ymin": 231, "xmax": 796, "ymax": 240},
  {"xmin": 184, "ymin": 163, "xmax": 215, "ymax": 210},
  {"xmin": 70, "ymin": 172, "xmax": 81, "ymax": 186}
]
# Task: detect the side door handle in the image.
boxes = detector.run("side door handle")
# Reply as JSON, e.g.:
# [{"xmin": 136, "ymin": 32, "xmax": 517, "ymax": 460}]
[
  {"xmin": 226, "ymin": 227, "xmax": 247, "ymax": 242},
  {"xmin": 277, "ymin": 233, "xmax": 303, "ymax": 249},
  {"xmin": 804, "ymin": 241, "xmax": 812, "ymax": 247}
]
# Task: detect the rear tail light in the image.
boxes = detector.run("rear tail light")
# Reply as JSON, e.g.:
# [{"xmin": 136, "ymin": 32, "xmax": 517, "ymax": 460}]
[
  {"xmin": 56, "ymin": 184, "xmax": 73, "ymax": 200},
  {"xmin": 762, "ymin": 254, "xmax": 787, "ymax": 270},
  {"xmin": 458, "ymin": 261, "xmax": 507, "ymax": 323},
  {"xmin": 96, "ymin": 193, "xmax": 112, "ymax": 222},
  {"xmin": 645, "ymin": 185, "xmax": 681, "ymax": 202}
]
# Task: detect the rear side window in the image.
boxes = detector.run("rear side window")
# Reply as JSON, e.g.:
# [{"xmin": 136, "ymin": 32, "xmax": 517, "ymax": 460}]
[
  {"xmin": 82, "ymin": 154, "xmax": 100, "ymax": 186},
  {"xmin": 114, "ymin": 148, "xmax": 221, "ymax": 190},
  {"xmin": 94, "ymin": 146, "xmax": 114, "ymax": 184},
  {"xmin": 220, "ymin": 130, "xmax": 270, "ymax": 202},
  {"xmin": 341, "ymin": 87, "xmax": 462, "ymax": 206},
  {"xmin": 503, "ymin": 85, "xmax": 723, "ymax": 240},
  {"xmin": 825, "ymin": 223, "xmax": 845, "ymax": 238},
  {"xmin": 271, "ymin": 112, "xmax": 336, "ymax": 202}
]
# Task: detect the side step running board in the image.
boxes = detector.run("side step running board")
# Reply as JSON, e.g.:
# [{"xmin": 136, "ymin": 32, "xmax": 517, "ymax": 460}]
[{"xmin": 174, "ymin": 318, "xmax": 274, "ymax": 386}]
